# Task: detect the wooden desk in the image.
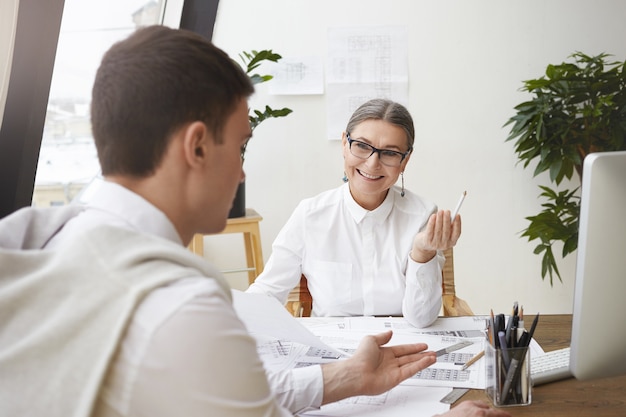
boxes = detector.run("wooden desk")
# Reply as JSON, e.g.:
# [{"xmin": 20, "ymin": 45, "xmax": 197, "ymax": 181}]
[
  {"xmin": 458, "ymin": 314, "xmax": 626, "ymax": 416},
  {"xmin": 189, "ymin": 208, "xmax": 264, "ymax": 284}
]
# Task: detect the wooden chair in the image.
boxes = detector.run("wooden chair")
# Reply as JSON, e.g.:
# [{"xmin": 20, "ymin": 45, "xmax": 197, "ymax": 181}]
[
  {"xmin": 285, "ymin": 247, "xmax": 474, "ymax": 318},
  {"xmin": 440, "ymin": 247, "xmax": 474, "ymax": 317}
]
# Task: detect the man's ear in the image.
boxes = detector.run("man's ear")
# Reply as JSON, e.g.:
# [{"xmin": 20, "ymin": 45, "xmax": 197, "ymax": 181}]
[{"xmin": 181, "ymin": 121, "xmax": 211, "ymax": 167}]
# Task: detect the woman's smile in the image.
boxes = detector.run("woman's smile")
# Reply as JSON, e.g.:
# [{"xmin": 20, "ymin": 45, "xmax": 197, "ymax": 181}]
[{"xmin": 357, "ymin": 169, "xmax": 383, "ymax": 180}]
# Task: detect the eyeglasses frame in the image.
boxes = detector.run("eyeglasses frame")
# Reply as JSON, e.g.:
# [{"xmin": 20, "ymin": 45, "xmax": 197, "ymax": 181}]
[{"xmin": 345, "ymin": 133, "xmax": 412, "ymax": 167}]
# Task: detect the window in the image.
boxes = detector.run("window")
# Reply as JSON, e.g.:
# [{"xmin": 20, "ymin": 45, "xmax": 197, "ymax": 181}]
[{"xmin": 33, "ymin": 0, "xmax": 167, "ymax": 207}]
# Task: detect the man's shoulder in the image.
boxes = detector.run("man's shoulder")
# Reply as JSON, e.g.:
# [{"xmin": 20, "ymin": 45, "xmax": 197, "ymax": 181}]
[
  {"xmin": 0, "ymin": 205, "xmax": 85, "ymax": 250},
  {"xmin": 72, "ymin": 225, "xmax": 229, "ymax": 291}
]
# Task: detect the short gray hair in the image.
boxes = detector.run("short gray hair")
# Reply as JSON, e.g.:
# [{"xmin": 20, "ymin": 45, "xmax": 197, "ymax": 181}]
[{"xmin": 345, "ymin": 99, "xmax": 414, "ymax": 151}]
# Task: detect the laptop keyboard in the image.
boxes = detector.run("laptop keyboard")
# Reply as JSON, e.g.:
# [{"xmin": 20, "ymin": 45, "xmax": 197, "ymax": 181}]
[{"xmin": 530, "ymin": 346, "xmax": 573, "ymax": 386}]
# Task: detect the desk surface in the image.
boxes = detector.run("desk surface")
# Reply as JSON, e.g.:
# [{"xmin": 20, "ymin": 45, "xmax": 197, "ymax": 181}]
[{"xmin": 459, "ymin": 314, "xmax": 626, "ymax": 416}]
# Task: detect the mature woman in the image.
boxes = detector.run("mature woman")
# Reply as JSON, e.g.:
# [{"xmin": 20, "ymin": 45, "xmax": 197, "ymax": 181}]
[{"xmin": 247, "ymin": 98, "xmax": 461, "ymax": 327}]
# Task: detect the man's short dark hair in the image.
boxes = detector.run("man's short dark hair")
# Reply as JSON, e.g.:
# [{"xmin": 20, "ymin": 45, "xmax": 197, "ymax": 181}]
[{"xmin": 91, "ymin": 25, "xmax": 254, "ymax": 177}]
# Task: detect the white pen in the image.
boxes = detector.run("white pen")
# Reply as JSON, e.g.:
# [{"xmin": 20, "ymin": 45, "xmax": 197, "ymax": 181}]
[{"xmin": 451, "ymin": 191, "xmax": 467, "ymax": 221}]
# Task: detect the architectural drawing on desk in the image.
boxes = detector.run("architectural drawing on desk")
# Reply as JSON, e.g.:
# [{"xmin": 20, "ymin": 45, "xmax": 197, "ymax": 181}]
[
  {"xmin": 309, "ymin": 329, "xmax": 487, "ymax": 390},
  {"xmin": 405, "ymin": 360, "xmax": 480, "ymax": 388},
  {"xmin": 330, "ymin": 391, "xmax": 389, "ymax": 406},
  {"xmin": 377, "ymin": 317, "xmax": 488, "ymax": 338},
  {"xmin": 304, "ymin": 346, "xmax": 343, "ymax": 360},
  {"xmin": 326, "ymin": 316, "xmax": 489, "ymax": 338},
  {"xmin": 254, "ymin": 336, "xmax": 310, "ymax": 371},
  {"xmin": 301, "ymin": 385, "xmax": 452, "ymax": 417},
  {"xmin": 255, "ymin": 335, "xmax": 347, "ymax": 374},
  {"xmin": 294, "ymin": 346, "xmax": 347, "ymax": 368},
  {"xmin": 257, "ymin": 339, "xmax": 293, "ymax": 359},
  {"xmin": 420, "ymin": 329, "xmax": 485, "ymax": 338},
  {"xmin": 401, "ymin": 337, "xmax": 481, "ymax": 388},
  {"xmin": 412, "ymin": 368, "xmax": 471, "ymax": 383}
]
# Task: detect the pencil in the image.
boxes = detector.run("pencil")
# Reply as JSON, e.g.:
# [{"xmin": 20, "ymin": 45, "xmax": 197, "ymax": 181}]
[
  {"xmin": 489, "ymin": 309, "xmax": 495, "ymax": 347},
  {"xmin": 461, "ymin": 349, "xmax": 485, "ymax": 371},
  {"xmin": 451, "ymin": 191, "xmax": 467, "ymax": 221}
]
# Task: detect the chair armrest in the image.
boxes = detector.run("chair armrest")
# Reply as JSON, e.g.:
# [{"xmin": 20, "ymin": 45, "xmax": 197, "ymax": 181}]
[{"xmin": 442, "ymin": 294, "xmax": 474, "ymax": 317}]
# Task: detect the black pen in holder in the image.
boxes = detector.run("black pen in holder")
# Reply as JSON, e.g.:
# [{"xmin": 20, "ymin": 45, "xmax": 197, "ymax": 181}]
[{"xmin": 485, "ymin": 343, "xmax": 532, "ymax": 407}]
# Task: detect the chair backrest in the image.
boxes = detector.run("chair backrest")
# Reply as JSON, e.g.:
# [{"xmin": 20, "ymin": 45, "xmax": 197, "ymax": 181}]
[
  {"xmin": 285, "ymin": 247, "xmax": 473, "ymax": 318},
  {"xmin": 285, "ymin": 274, "xmax": 312, "ymax": 318},
  {"xmin": 440, "ymin": 247, "xmax": 474, "ymax": 317}
]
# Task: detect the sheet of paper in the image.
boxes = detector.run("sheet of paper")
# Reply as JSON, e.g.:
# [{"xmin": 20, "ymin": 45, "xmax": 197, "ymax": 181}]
[
  {"xmin": 231, "ymin": 290, "xmax": 344, "ymax": 355},
  {"xmin": 299, "ymin": 385, "xmax": 451, "ymax": 417},
  {"xmin": 325, "ymin": 25, "xmax": 409, "ymax": 140},
  {"xmin": 254, "ymin": 334, "xmax": 346, "ymax": 375},
  {"xmin": 304, "ymin": 316, "xmax": 488, "ymax": 338},
  {"xmin": 306, "ymin": 328, "xmax": 486, "ymax": 389},
  {"xmin": 269, "ymin": 55, "xmax": 324, "ymax": 95}
]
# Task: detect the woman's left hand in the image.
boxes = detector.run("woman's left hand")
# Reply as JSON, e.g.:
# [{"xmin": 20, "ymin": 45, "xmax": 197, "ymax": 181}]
[{"xmin": 410, "ymin": 210, "xmax": 461, "ymax": 263}]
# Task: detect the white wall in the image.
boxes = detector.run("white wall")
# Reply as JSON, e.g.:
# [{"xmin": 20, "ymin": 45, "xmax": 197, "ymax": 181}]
[{"xmin": 207, "ymin": 0, "xmax": 626, "ymax": 315}]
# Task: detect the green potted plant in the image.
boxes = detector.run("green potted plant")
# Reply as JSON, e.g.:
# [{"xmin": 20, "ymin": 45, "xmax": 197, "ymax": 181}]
[
  {"xmin": 229, "ymin": 50, "xmax": 293, "ymax": 218},
  {"xmin": 504, "ymin": 52, "xmax": 626, "ymax": 285}
]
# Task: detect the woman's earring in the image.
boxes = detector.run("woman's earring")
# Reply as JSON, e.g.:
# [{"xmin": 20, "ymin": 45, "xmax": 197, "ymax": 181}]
[
  {"xmin": 400, "ymin": 172, "xmax": 405, "ymax": 197},
  {"xmin": 342, "ymin": 173, "xmax": 348, "ymax": 183}
]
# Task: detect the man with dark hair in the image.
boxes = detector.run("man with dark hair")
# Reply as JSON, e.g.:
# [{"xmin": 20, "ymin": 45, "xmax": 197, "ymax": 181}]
[{"xmin": 0, "ymin": 26, "xmax": 509, "ymax": 417}]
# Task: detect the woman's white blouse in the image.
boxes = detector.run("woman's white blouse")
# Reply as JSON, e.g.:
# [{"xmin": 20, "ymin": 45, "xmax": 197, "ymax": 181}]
[{"xmin": 248, "ymin": 183, "xmax": 444, "ymax": 328}]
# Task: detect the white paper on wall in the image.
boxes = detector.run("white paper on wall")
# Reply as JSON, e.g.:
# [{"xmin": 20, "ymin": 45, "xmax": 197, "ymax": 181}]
[{"xmin": 326, "ymin": 25, "xmax": 409, "ymax": 140}]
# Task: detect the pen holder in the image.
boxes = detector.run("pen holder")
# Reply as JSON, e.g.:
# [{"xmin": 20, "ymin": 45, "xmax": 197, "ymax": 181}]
[{"xmin": 485, "ymin": 343, "xmax": 531, "ymax": 407}]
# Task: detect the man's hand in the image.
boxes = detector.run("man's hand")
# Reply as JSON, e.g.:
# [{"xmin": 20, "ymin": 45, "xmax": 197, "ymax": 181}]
[
  {"xmin": 435, "ymin": 400, "xmax": 512, "ymax": 417},
  {"xmin": 320, "ymin": 330, "xmax": 436, "ymax": 404},
  {"xmin": 411, "ymin": 210, "xmax": 462, "ymax": 263}
]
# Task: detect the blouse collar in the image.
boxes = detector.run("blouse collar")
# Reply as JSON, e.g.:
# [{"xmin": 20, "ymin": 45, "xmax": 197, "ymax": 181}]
[{"xmin": 342, "ymin": 182, "xmax": 394, "ymax": 225}]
